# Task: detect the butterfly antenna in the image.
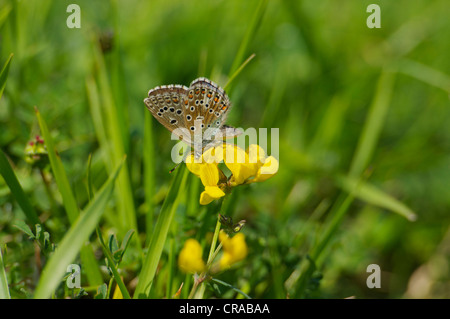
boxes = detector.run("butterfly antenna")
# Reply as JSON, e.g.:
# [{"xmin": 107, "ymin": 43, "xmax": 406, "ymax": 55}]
[
  {"xmin": 169, "ymin": 150, "xmax": 191, "ymax": 173},
  {"xmin": 169, "ymin": 162, "xmax": 181, "ymax": 174}
]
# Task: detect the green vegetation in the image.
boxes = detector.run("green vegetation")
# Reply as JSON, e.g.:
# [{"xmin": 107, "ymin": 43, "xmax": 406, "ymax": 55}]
[{"xmin": 0, "ymin": 0, "xmax": 449, "ymax": 299}]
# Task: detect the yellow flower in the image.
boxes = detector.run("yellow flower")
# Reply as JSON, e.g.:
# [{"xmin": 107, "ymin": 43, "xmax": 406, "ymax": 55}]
[
  {"xmin": 112, "ymin": 284, "xmax": 123, "ymax": 299},
  {"xmin": 219, "ymin": 232, "xmax": 248, "ymax": 270},
  {"xmin": 24, "ymin": 135, "xmax": 48, "ymax": 167},
  {"xmin": 178, "ymin": 239, "xmax": 206, "ymax": 274},
  {"xmin": 187, "ymin": 153, "xmax": 226, "ymax": 205},
  {"xmin": 186, "ymin": 144, "xmax": 278, "ymax": 205}
]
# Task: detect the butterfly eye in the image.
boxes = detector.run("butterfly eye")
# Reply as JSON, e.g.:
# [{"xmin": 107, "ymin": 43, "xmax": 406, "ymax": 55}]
[
  {"xmin": 190, "ymin": 126, "xmax": 196, "ymax": 131},
  {"xmin": 169, "ymin": 107, "xmax": 175, "ymax": 112},
  {"xmin": 190, "ymin": 106, "xmax": 195, "ymax": 111},
  {"xmin": 176, "ymin": 109, "xmax": 182, "ymax": 115},
  {"xmin": 186, "ymin": 115, "xmax": 192, "ymax": 121}
]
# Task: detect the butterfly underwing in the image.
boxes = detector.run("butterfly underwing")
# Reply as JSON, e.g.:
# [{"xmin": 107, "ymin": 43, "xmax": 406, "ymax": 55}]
[{"xmin": 144, "ymin": 77, "xmax": 242, "ymax": 157}]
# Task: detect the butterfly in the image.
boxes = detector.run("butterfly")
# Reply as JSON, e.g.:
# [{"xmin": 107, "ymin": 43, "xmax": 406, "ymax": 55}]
[{"xmin": 144, "ymin": 77, "xmax": 242, "ymax": 158}]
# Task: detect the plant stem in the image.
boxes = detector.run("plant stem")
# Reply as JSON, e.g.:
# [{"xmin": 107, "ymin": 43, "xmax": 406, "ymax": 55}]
[{"xmin": 190, "ymin": 208, "xmax": 225, "ymax": 299}]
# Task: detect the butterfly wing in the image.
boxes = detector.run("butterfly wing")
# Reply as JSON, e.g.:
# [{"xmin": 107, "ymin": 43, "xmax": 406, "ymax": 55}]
[
  {"xmin": 144, "ymin": 78, "xmax": 237, "ymax": 153},
  {"xmin": 188, "ymin": 78, "xmax": 232, "ymax": 143},
  {"xmin": 144, "ymin": 84, "xmax": 192, "ymax": 144}
]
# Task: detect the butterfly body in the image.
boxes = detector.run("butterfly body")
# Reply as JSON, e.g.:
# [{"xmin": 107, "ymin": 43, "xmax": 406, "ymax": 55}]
[{"xmin": 144, "ymin": 77, "xmax": 241, "ymax": 156}]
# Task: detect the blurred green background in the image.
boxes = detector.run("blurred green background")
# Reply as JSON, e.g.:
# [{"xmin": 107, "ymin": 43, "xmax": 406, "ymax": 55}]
[{"xmin": 0, "ymin": 0, "xmax": 449, "ymax": 298}]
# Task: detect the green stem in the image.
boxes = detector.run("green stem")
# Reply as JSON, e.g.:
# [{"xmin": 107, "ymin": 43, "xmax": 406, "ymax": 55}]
[
  {"xmin": 190, "ymin": 209, "xmax": 224, "ymax": 299},
  {"xmin": 96, "ymin": 227, "xmax": 131, "ymax": 299},
  {"xmin": 39, "ymin": 168, "xmax": 58, "ymax": 214}
]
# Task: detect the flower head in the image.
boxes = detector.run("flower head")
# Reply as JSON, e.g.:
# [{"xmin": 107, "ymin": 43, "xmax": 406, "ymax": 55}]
[
  {"xmin": 24, "ymin": 135, "xmax": 48, "ymax": 168},
  {"xmin": 178, "ymin": 239, "xmax": 206, "ymax": 274},
  {"xmin": 219, "ymin": 232, "xmax": 248, "ymax": 270},
  {"xmin": 186, "ymin": 144, "xmax": 278, "ymax": 205}
]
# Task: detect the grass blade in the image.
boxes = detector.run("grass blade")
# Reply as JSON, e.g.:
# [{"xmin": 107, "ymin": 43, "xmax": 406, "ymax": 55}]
[
  {"xmin": 349, "ymin": 69, "xmax": 396, "ymax": 178},
  {"xmin": 335, "ymin": 174, "xmax": 417, "ymax": 221},
  {"xmin": 0, "ymin": 248, "xmax": 10, "ymax": 299},
  {"xmin": 91, "ymin": 38, "xmax": 139, "ymax": 246},
  {"xmin": 144, "ymin": 111, "xmax": 156, "ymax": 238},
  {"xmin": 133, "ymin": 165, "xmax": 189, "ymax": 298},
  {"xmin": 293, "ymin": 69, "xmax": 398, "ymax": 297},
  {"xmin": 211, "ymin": 278, "xmax": 251, "ymax": 299},
  {"xmin": 33, "ymin": 157, "xmax": 125, "ymax": 299},
  {"xmin": 35, "ymin": 107, "xmax": 79, "ymax": 223},
  {"xmin": 0, "ymin": 53, "xmax": 13, "ymax": 99},
  {"xmin": 86, "ymin": 77, "xmax": 112, "ymax": 172},
  {"xmin": 224, "ymin": 53, "xmax": 256, "ymax": 91},
  {"xmin": 0, "ymin": 149, "xmax": 41, "ymax": 226},
  {"xmin": 291, "ymin": 193, "xmax": 354, "ymax": 297},
  {"xmin": 398, "ymin": 59, "xmax": 450, "ymax": 94},
  {"xmin": 228, "ymin": 0, "xmax": 267, "ymax": 77}
]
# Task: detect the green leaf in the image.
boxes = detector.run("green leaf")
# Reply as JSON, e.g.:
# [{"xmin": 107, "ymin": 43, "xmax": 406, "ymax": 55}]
[
  {"xmin": 348, "ymin": 69, "xmax": 396, "ymax": 178},
  {"xmin": 227, "ymin": 0, "xmax": 267, "ymax": 92},
  {"xmin": 33, "ymin": 157, "xmax": 125, "ymax": 299},
  {"xmin": 36, "ymin": 107, "xmax": 104, "ymax": 286},
  {"xmin": 0, "ymin": 248, "xmax": 10, "ymax": 299},
  {"xmin": 108, "ymin": 234, "xmax": 120, "ymax": 255},
  {"xmin": 0, "ymin": 149, "xmax": 41, "ymax": 226},
  {"xmin": 335, "ymin": 174, "xmax": 417, "ymax": 221},
  {"xmin": 35, "ymin": 107, "xmax": 79, "ymax": 224},
  {"xmin": 35, "ymin": 224, "xmax": 42, "ymax": 240},
  {"xmin": 91, "ymin": 41, "xmax": 139, "ymax": 246},
  {"xmin": 120, "ymin": 229, "xmax": 135, "ymax": 253},
  {"xmin": 94, "ymin": 283, "xmax": 108, "ymax": 299},
  {"xmin": 12, "ymin": 220, "xmax": 35, "ymax": 239},
  {"xmin": 0, "ymin": 53, "xmax": 13, "ymax": 99},
  {"xmin": 133, "ymin": 165, "xmax": 189, "ymax": 298},
  {"xmin": 96, "ymin": 228, "xmax": 131, "ymax": 299},
  {"xmin": 398, "ymin": 59, "xmax": 450, "ymax": 94}
]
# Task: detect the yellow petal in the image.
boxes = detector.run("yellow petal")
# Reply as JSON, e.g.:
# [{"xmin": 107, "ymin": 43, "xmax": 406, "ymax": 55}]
[
  {"xmin": 200, "ymin": 186, "xmax": 225, "ymax": 205},
  {"xmin": 199, "ymin": 163, "xmax": 220, "ymax": 186},
  {"xmin": 178, "ymin": 239, "xmax": 206, "ymax": 273},
  {"xmin": 202, "ymin": 145, "xmax": 224, "ymax": 164},
  {"xmin": 185, "ymin": 153, "xmax": 201, "ymax": 176},
  {"xmin": 219, "ymin": 252, "xmax": 233, "ymax": 270},
  {"xmin": 112, "ymin": 284, "xmax": 124, "ymax": 299},
  {"xmin": 253, "ymin": 156, "xmax": 279, "ymax": 182},
  {"xmin": 199, "ymin": 191, "xmax": 214, "ymax": 205},
  {"xmin": 219, "ymin": 232, "xmax": 248, "ymax": 269},
  {"xmin": 247, "ymin": 144, "xmax": 266, "ymax": 164},
  {"xmin": 223, "ymin": 145, "xmax": 253, "ymax": 185}
]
